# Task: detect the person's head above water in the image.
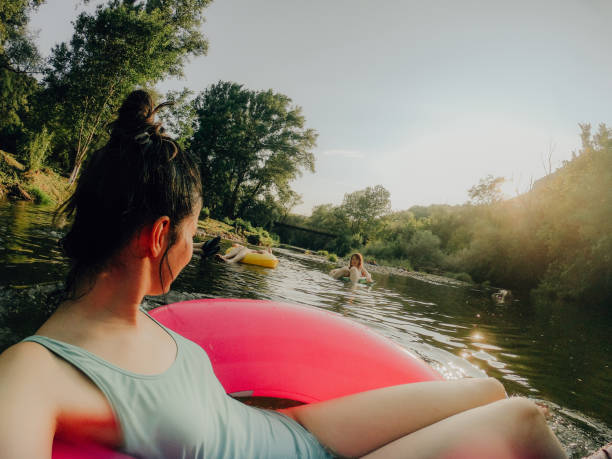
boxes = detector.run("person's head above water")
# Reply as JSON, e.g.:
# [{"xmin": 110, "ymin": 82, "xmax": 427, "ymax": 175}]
[
  {"xmin": 349, "ymin": 253, "xmax": 364, "ymax": 269},
  {"xmin": 57, "ymin": 89, "xmax": 202, "ymax": 299}
]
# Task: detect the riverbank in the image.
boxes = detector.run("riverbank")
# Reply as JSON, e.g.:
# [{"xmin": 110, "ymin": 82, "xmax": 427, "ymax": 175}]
[
  {"xmin": 0, "ymin": 151, "xmax": 69, "ymax": 204},
  {"xmin": 196, "ymin": 218, "xmax": 246, "ymax": 243}
]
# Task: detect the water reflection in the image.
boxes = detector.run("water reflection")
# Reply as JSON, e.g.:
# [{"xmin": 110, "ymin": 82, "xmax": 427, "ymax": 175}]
[{"xmin": 0, "ymin": 202, "xmax": 611, "ymax": 457}]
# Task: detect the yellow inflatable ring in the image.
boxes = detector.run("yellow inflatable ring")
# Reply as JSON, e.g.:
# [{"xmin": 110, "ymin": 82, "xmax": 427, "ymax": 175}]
[{"xmin": 225, "ymin": 247, "xmax": 279, "ymax": 269}]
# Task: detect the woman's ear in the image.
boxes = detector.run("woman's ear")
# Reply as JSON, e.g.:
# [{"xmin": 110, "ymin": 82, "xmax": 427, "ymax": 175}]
[{"xmin": 150, "ymin": 216, "xmax": 171, "ymax": 258}]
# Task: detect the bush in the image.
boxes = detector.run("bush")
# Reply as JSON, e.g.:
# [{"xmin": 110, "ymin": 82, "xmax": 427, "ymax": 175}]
[
  {"xmin": 246, "ymin": 233, "xmax": 261, "ymax": 245},
  {"xmin": 363, "ymin": 239, "xmax": 408, "ymax": 261},
  {"xmin": 316, "ymin": 250, "xmax": 329, "ymax": 256},
  {"xmin": 26, "ymin": 186, "xmax": 52, "ymax": 205},
  {"xmin": 222, "ymin": 217, "xmax": 234, "ymax": 226},
  {"xmin": 327, "ymin": 253, "xmax": 338, "ymax": 262},
  {"xmin": 404, "ymin": 230, "xmax": 443, "ymax": 268},
  {"xmin": 234, "ymin": 218, "xmax": 255, "ymax": 234},
  {"xmin": 331, "ymin": 233, "xmax": 362, "ymax": 257},
  {"xmin": 21, "ymin": 127, "xmax": 54, "ymax": 172},
  {"xmin": 199, "ymin": 207, "xmax": 210, "ymax": 219}
]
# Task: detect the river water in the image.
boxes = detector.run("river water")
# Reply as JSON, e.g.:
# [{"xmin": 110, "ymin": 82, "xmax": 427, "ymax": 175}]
[{"xmin": 0, "ymin": 202, "xmax": 610, "ymax": 457}]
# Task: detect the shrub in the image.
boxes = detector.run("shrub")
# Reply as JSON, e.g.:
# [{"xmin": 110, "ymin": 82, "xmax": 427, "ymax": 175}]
[
  {"xmin": 317, "ymin": 250, "xmax": 329, "ymax": 256},
  {"xmin": 331, "ymin": 233, "xmax": 362, "ymax": 257},
  {"xmin": 234, "ymin": 218, "xmax": 255, "ymax": 234},
  {"xmin": 27, "ymin": 186, "xmax": 52, "ymax": 205},
  {"xmin": 199, "ymin": 207, "xmax": 210, "ymax": 219},
  {"xmin": 327, "ymin": 253, "xmax": 338, "ymax": 262},
  {"xmin": 404, "ymin": 230, "xmax": 443, "ymax": 268},
  {"xmin": 222, "ymin": 217, "xmax": 234, "ymax": 226},
  {"xmin": 246, "ymin": 233, "xmax": 261, "ymax": 245},
  {"xmin": 21, "ymin": 127, "xmax": 54, "ymax": 172}
]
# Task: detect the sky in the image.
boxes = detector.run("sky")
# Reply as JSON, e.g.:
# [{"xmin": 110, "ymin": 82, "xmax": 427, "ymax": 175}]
[{"xmin": 30, "ymin": 0, "xmax": 612, "ymax": 214}]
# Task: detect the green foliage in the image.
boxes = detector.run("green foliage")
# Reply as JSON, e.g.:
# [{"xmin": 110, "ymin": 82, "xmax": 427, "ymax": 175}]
[
  {"xmin": 190, "ymin": 81, "xmax": 316, "ymax": 219},
  {"xmin": 157, "ymin": 87, "xmax": 197, "ymax": 150},
  {"xmin": 222, "ymin": 216, "xmax": 234, "ymax": 226},
  {"xmin": 199, "ymin": 207, "xmax": 210, "ymax": 219},
  {"xmin": 25, "ymin": 185, "xmax": 51, "ymax": 205},
  {"xmin": 0, "ymin": 154, "xmax": 20, "ymax": 189},
  {"xmin": 332, "ymin": 233, "xmax": 362, "ymax": 257},
  {"xmin": 340, "ymin": 185, "xmax": 391, "ymax": 242},
  {"xmin": 41, "ymin": 0, "xmax": 212, "ymax": 182},
  {"xmin": 20, "ymin": 126, "xmax": 53, "ymax": 171},
  {"xmin": 316, "ymin": 250, "xmax": 329, "ymax": 256},
  {"xmin": 364, "ymin": 228, "xmax": 442, "ymax": 269},
  {"xmin": 275, "ymin": 186, "xmax": 389, "ymax": 256},
  {"xmin": 234, "ymin": 217, "xmax": 255, "ymax": 234},
  {"xmin": 246, "ymin": 233, "xmax": 261, "ymax": 245},
  {"xmin": 327, "ymin": 253, "xmax": 338, "ymax": 262},
  {"xmin": 0, "ymin": 1, "xmax": 45, "ymax": 152}
]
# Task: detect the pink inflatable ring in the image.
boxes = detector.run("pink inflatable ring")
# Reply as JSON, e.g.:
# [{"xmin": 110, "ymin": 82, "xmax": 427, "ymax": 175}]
[{"xmin": 52, "ymin": 299, "xmax": 442, "ymax": 457}]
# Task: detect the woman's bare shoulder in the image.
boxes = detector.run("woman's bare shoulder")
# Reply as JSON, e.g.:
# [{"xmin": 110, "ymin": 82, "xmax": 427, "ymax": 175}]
[
  {"xmin": 0, "ymin": 340, "xmax": 61, "ymax": 389},
  {"xmin": 0, "ymin": 342, "xmax": 58, "ymax": 456}
]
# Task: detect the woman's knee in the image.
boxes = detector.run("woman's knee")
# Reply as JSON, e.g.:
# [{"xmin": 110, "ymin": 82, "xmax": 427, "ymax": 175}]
[
  {"xmin": 497, "ymin": 397, "xmax": 546, "ymax": 427},
  {"xmin": 479, "ymin": 377, "xmax": 507, "ymax": 401}
]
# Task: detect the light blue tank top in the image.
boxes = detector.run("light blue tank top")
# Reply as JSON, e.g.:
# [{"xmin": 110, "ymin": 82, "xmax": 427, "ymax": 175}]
[{"xmin": 23, "ymin": 312, "xmax": 333, "ymax": 458}]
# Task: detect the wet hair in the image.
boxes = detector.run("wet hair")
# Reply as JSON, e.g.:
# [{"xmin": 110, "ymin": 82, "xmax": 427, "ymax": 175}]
[
  {"xmin": 349, "ymin": 253, "xmax": 364, "ymax": 269},
  {"xmin": 57, "ymin": 89, "xmax": 202, "ymax": 299}
]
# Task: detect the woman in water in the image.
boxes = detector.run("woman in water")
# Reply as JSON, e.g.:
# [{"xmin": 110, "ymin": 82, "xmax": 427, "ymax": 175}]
[
  {"xmin": 330, "ymin": 252, "xmax": 373, "ymax": 283},
  {"xmin": 0, "ymin": 90, "xmax": 567, "ymax": 458},
  {"xmin": 211, "ymin": 243, "xmax": 273, "ymax": 263}
]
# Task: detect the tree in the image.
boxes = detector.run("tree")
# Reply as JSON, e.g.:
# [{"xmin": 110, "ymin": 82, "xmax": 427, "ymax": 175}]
[
  {"xmin": 340, "ymin": 185, "xmax": 391, "ymax": 242},
  {"xmin": 468, "ymin": 175, "xmax": 506, "ymax": 205},
  {"xmin": 41, "ymin": 0, "xmax": 211, "ymax": 182},
  {"xmin": 190, "ymin": 81, "xmax": 317, "ymax": 219},
  {"xmin": 0, "ymin": 0, "xmax": 45, "ymax": 152},
  {"xmin": 157, "ymin": 88, "xmax": 197, "ymax": 150}
]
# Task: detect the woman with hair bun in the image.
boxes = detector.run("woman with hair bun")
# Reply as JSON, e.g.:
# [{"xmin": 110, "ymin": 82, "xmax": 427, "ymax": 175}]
[{"xmin": 0, "ymin": 90, "xmax": 567, "ymax": 458}]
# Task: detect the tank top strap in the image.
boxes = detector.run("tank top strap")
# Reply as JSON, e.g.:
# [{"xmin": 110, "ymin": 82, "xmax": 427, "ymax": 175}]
[
  {"xmin": 21, "ymin": 335, "xmax": 130, "ymax": 443},
  {"xmin": 140, "ymin": 307, "xmax": 174, "ymax": 336}
]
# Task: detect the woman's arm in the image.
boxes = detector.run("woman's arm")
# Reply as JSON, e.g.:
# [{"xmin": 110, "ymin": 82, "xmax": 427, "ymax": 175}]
[
  {"xmin": 362, "ymin": 267, "xmax": 372, "ymax": 282},
  {"xmin": 330, "ymin": 267, "xmax": 350, "ymax": 279},
  {"xmin": 0, "ymin": 343, "xmax": 57, "ymax": 458}
]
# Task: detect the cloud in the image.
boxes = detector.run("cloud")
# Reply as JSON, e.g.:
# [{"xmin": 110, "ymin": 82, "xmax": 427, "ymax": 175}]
[{"xmin": 321, "ymin": 149, "xmax": 365, "ymax": 159}]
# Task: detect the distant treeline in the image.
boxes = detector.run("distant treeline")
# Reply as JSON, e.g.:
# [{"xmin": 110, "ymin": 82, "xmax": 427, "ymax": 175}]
[{"xmin": 279, "ymin": 124, "xmax": 611, "ymax": 304}]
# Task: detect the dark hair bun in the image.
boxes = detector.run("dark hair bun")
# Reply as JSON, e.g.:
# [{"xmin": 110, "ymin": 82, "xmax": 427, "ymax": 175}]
[
  {"xmin": 110, "ymin": 89, "xmax": 173, "ymax": 142},
  {"xmin": 117, "ymin": 90, "xmax": 155, "ymax": 125}
]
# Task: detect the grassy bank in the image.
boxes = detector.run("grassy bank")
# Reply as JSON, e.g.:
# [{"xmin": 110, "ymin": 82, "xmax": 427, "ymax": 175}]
[
  {"xmin": 196, "ymin": 217, "xmax": 277, "ymax": 247},
  {"xmin": 0, "ymin": 151, "xmax": 69, "ymax": 205}
]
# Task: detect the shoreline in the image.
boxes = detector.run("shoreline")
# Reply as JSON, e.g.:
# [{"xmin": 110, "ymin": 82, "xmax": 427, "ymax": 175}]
[{"xmin": 290, "ymin": 251, "xmax": 474, "ymax": 288}]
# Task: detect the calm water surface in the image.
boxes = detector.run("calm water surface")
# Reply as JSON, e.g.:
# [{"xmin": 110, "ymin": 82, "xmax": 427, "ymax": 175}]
[{"xmin": 0, "ymin": 202, "xmax": 610, "ymax": 457}]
